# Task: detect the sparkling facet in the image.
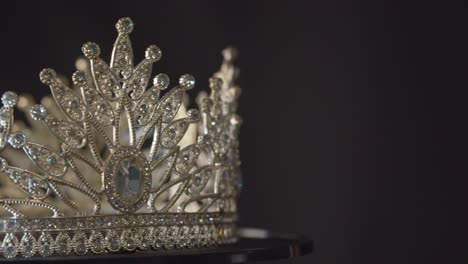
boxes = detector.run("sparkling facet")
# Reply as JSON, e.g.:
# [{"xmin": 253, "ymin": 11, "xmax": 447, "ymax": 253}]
[
  {"xmin": 1, "ymin": 91, "xmax": 18, "ymax": 107},
  {"xmin": 30, "ymin": 105, "xmax": 47, "ymax": 120},
  {"xmin": 8, "ymin": 133, "xmax": 27, "ymax": 148},
  {"xmin": 179, "ymin": 74, "xmax": 195, "ymax": 89},
  {"xmin": 19, "ymin": 233, "xmax": 36, "ymax": 258},
  {"xmin": 116, "ymin": 158, "xmax": 143, "ymax": 201}
]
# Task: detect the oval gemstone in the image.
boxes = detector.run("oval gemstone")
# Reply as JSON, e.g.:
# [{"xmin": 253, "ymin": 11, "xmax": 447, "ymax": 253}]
[{"xmin": 115, "ymin": 158, "xmax": 143, "ymax": 201}]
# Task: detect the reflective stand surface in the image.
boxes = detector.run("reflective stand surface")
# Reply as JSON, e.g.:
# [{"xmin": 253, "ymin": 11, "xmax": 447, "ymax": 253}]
[{"xmin": 1, "ymin": 228, "xmax": 313, "ymax": 264}]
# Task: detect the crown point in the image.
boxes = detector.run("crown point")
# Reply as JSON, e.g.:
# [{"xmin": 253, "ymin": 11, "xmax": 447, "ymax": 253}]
[
  {"xmin": 1, "ymin": 91, "xmax": 18, "ymax": 107},
  {"xmin": 116, "ymin": 17, "xmax": 134, "ymax": 34},
  {"xmin": 179, "ymin": 74, "xmax": 195, "ymax": 89},
  {"xmin": 39, "ymin": 68, "xmax": 57, "ymax": 85},
  {"xmin": 145, "ymin": 45, "xmax": 162, "ymax": 62},
  {"xmin": 222, "ymin": 46, "xmax": 239, "ymax": 62},
  {"xmin": 82, "ymin": 42, "xmax": 101, "ymax": 59},
  {"xmin": 153, "ymin": 73, "xmax": 169, "ymax": 89},
  {"xmin": 30, "ymin": 104, "xmax": 47, "ymax": 121},
  {"xmin": 209, "ymin": 77, "xmax": 223, "ymax": 91},
  {"xmin": 72, "ymin": 71, "xmax": 87, "ymax": 85}
]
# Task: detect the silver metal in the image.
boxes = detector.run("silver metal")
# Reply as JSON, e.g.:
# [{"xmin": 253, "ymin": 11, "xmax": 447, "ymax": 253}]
[{"xmin": 0, "ymin": 17, "xmax": 241, "ymax": 258}]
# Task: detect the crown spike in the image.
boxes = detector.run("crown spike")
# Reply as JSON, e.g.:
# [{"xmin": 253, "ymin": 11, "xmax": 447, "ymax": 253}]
[{"xmin": 115, "ymin": 17, "xmax": 134, "ymax": 34}]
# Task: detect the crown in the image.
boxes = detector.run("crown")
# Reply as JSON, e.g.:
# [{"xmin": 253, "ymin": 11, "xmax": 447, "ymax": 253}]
[{"xmin": 0, "ymin": 17, "xmax": 241, "ymax": 258}]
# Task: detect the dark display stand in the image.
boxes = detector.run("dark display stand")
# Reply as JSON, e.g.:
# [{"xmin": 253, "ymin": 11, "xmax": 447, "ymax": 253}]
[{"xmin": 2, "ymin": 228, "xmax": 313, "ymax": 263}]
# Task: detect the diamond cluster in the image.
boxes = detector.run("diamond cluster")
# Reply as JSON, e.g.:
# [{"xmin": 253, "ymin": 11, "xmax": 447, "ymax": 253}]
[{"xmin": 0, "ymin": 17, "xmax": 241, "ymax": 258}]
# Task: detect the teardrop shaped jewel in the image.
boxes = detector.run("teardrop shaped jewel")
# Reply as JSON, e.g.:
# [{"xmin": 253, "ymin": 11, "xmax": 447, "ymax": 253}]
[
  {"xmin": 2, "ymin": 233, "xmax": 19, "ymax": 258},
  {"xmin": 54, "ymin": 232, "xmax": 72, "ymax": 256},
  {"xmin": 121, "ymin": 229, "xmax": 140, "ymax": 251},
  {"xmin": 89, "ymin": 231, "xmax": 106, "ymax": 254},
  {"xmin": 19, "ymin": 233, "xmax": 36, "ymax": 258},
  {"xmin": 72, "ymin": 232, "xmax": 88, "ymax": 255},
  {"xmin": 105, "ymin": 230, "xmax": 121, "ymax": 252},
  {"xmin": 37, "ymin": 232, "xmax": 55, "ymax": 257}
]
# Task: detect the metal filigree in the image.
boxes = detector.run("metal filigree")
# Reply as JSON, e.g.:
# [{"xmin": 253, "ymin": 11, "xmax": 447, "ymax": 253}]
[{"xmin": 0, "ymin": 17, "xmax": 241, "ymax": 258}]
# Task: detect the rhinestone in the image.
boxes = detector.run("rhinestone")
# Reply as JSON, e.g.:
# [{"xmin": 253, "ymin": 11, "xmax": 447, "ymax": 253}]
[
  {"xmin": 72, "ymin": 232, "xmax": 88, "ymax": 255},
  {"xmin": 116, "ymin": 17, "xmax": 134, "ymax": 34},
  {"xmin": 19, "ymin": 233, "xmax": 36, "ymax": 258},
  {"xmin": 30, "ymin": 105, "xmax": 47, "ymax": 120},
  {"xmin": 105, "ymin": 230, "xmax": 121, "ymax": 252},
  {"xmin": 1, "ymin": 91, "xmax": 18, "ymax": 107},
  {"xmin": 179, "ymin": 74, "xmax": 195, "ymax": 89},
  {"xmin": 54, "ymin": 232, "xmax": 72, "ymax": 255},
  {"xmin": 39, "ymin": 68, "xmax": 57, "ymax": 85},
  {"xmin": 82, "ymin": 42, "xmax": 101, "ymax": 59},
  {"xmin": 145, "ymin": 45, "xmax": 162, "ymax": 62},
  {"xmin": 89, "ymin": 231, "xmax": 106, "ymax": 254},
  {"xmin": 72, "ymin": 71, "xmax": 87, "ymax": 84},
  {"xmin": 153, "ymin": 73, "xmax": 169, "ymax": 89},
  {"xmin": 2, "ymin": 233, "xmax": 19, "ymax": 258},
  {"xmin": 0, "ymin": 107, "xmax": 10, "ymax": 124},
  {"xmin": 8, "ymin": 133, "xmax": 27, "ymax": 148},
  {"xmin": 37, "ymin": 232, "xmax": 54, "ymax": 257},
  {"xmin": 115, "ymin": 158, "xmax": 143, "ymax": 201}
]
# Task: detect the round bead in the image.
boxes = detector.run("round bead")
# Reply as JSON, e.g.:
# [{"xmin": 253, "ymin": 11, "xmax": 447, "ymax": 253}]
[
  {"xmin": 145, "ymin": 45, "xmax": 162, "ymax": 62},
  {"xmin": 82, "ymin": 42, "xmax": 101, "ymax": 59},
  {"xmin": 39, "ymin": 68, "xmax": 57, "ymax": 85},
  {"xmin": 179, "ymin": 74, "xmax": 195, "ymax": 89},
  {"xmin": 30, "ymin": 105, "xmax": 47, "ymax": 121},
  {"xmin": 1, "ymin": 91, "xmax": 18, "ymax": 107},
  {"xmin": 116, "ymin": 17, "xmax": 134, "ymax": 34},
  {"xmin": 153, "ymin": 74, "xmax": 169, "ymax": 89}
]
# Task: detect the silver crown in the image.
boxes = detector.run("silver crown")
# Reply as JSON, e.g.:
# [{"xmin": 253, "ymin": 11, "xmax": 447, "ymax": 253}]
[{"xmin": 0, "ymin": 17, "xmax": 241, "ymax": 258}]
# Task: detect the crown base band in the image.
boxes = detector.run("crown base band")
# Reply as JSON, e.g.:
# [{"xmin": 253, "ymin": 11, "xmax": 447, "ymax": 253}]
[{"xmin": 0, "ymin": 213, "xmax": 237, "ymax": 258}]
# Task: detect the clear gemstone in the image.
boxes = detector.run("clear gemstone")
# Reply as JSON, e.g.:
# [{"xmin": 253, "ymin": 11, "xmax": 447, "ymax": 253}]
[
  {"xmin": 105, "ymin": 230, "xmax": 121, "ymax": 252},
  {"xmin": 89, "ymin": 231, "xmax": 106, "ymax": 254},
  {"xmin": 39, "ymin": 68, "xmax": 57, "ymax": 85},
  {"xmin": 153, "ymin": 73, "xmax": 169, "ymax": 89},
  {"xmin": 72, "ymin": 232, "xmax": 88, "ymax": 255},
  {"xmin": 20, "ymin": 233, "xmax": 36, "ymax": 258},
  {"xmin": 54, "ymin": 232, "xmax": 72, "ymax": 255},
  {"xmin": 1, "ymin": 91, "xmax": 18, "ymax": 107},
  {"xmin": 116, "ymin": 158, "xmax": 143, "ymax": 201},
  {"xmin": 8, "ymin": 133, "xmax": 27, "ymax": 148},
  {"xmin": 145, "ymin": 45, "xmax": 161, "ymax": 62},
  {"xmin": 179, "ymin": 74, "xmax": 195, "ymax": 89},
  {"xmin": 2, "ymin": 233, "xmax": 19, "ymax": 258},
  {"xmin": 82, "ymin": 42, "xmax": 100, "ymax": 58},
  {"xmin": 38, "ymin": 232, "xmax": 54, "ymax": 257},
  {"xmin": 116, "ymin": 17, "xmax": 134, "ymax": 33},
  {"xmin": 30, "ymin": 104, "xmax": 47, "ymax": 121}
]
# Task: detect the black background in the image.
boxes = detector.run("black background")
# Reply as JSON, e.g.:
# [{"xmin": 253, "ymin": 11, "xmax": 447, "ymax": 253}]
[{"xmin": 1, "ymin": 1, "xmax": 467, "ymax": 263}]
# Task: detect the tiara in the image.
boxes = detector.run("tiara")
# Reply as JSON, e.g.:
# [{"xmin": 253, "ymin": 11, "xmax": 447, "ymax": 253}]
[{"xmin": 0, "ymin": 17, "xmax": 241, "ymax": 258}]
